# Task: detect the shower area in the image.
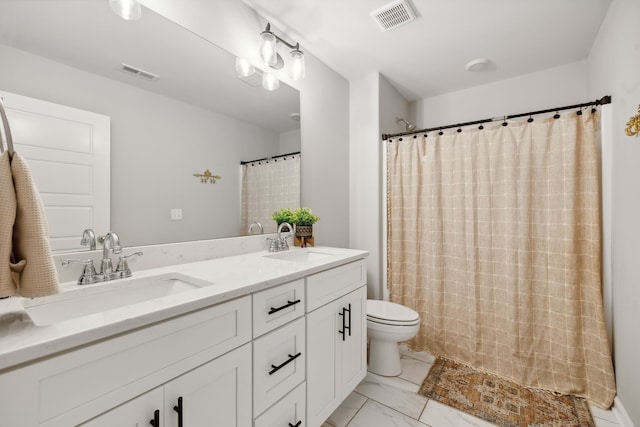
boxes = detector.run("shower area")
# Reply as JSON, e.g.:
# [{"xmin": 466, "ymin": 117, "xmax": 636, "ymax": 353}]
[{"xmin": 383, "ymin": 99, "xmax": 616, "ymax": 409}]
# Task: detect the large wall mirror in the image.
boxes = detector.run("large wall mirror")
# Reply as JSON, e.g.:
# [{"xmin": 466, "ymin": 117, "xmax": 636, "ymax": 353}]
[{"xmin": 0, "ymin": 0, "xmax": 300, "ymax": 252}]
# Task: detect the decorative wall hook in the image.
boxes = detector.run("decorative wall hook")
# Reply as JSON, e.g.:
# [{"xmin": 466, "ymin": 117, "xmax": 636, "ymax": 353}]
[
  {"xmin": 193, "ymin": 169, "xmax": 221, "ymax": 184},
  {"xmin": 625, "ymin": 105, "xmax": 640, "ymax": 136}
]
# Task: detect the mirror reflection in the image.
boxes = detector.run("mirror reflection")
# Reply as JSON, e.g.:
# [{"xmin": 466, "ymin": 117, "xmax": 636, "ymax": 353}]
[{"xmin": 0, "ymin": 0, "xmax": 301, "ymax": 252}]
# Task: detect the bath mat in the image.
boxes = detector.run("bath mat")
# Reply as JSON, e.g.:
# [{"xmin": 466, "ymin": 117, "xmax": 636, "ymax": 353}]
[{"xmin": 418, "ymin": 357, "xmax": 595, "ymax": 427}]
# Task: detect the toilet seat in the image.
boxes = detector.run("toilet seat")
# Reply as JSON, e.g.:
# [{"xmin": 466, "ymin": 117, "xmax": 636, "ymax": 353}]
[{"xmin": 367, "ymin": 300, "xmax": 420, "ymax": 326}]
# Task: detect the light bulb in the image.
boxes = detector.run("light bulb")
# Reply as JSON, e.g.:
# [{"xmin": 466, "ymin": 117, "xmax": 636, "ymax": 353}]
[
  {"xmin": 262, "ymin": 72, "xmax": 279, "ymax": 91},
  {"xmin": 289, "ymin": 49, "xmax": 305, "ymax": 80},
  {"xmin": 109, "ymin": 0, "xmax": 141, "ymax": 21},
  {"xmin": 259, "ymin": 31, "xmax": 277, "ymax": 66},
  {"xmin": 235, "ymin": 57, "xmax": 255, "ymax": 77}
]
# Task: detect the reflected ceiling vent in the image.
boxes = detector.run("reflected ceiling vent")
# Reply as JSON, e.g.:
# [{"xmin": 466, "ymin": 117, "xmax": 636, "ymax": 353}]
[
  {"xmin": 119, "ymin": 63, "xmax": 160, "ymax": 81},
  {"xmin": 370, "ymin": 0, "xmax": 416, "ymax": 32}
]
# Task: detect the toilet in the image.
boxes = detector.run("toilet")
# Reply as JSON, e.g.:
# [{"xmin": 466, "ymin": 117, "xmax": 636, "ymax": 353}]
[{"xmin": 366, "ymin": 300, "xmax": 420, "ymax": 376}]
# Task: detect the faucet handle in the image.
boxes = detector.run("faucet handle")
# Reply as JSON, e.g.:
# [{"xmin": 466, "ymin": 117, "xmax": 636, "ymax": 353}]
[
  {"xmin": 61, "ymin": 259, "xmax": 101, "ymax": 285},
  {"xmin": 115, "ymin": 252, "xmax": 143, "ymax": 275}
]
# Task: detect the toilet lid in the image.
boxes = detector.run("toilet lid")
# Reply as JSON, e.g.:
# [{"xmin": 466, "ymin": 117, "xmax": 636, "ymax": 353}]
[{"xmin": 367, "ymin": 300, "xmax": 420, "ymax": 324}]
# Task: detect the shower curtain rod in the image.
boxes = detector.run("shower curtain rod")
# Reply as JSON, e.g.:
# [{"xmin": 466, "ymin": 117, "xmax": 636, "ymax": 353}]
[
  {"xmin": 240, "ymin": 151, "xmax": 300, "ymax": 165},
  {"xmin": 381, "ymin": 95, "xmax": 611, "ymax": 140}
]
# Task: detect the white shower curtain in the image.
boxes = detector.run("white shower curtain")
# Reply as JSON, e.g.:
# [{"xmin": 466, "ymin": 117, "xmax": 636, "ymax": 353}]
[
  {"xmin": 240, "ymin": 155, "xmax": 300, "ymax": 235},
  {"xmin": 387, "ymin": 111, "xmax": 616, "ymax": 408}
]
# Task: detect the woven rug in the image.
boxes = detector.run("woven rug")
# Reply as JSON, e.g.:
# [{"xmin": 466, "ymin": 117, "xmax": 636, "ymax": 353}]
[{"xmin": 418, "ymin": 357, "xmax": 595, "ymax": 427}]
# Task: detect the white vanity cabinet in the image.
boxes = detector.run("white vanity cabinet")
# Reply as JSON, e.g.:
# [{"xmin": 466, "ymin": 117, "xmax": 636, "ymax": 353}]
[
  {"xmin": 0, "ymin": 295, "xmax": 252, "ymax": 427},
  {"xmin": 0, "ymin": 250, "xmax": 368, "ymax": 427},
  {"xmin": 305, "ymin": 260, "xmax": 368, "ymax": 427},
  {"xmin": 81, "ymin": 343, "xmax": 252, "ymax": 427}
]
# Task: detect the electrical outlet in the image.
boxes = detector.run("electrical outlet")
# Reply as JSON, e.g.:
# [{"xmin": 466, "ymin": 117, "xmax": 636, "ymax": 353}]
[{"xmin": 170, "ymin": 208, "xmax": 182, "ymax": 220}]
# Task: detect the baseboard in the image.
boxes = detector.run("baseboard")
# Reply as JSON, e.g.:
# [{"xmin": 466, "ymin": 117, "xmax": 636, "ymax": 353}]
[{"xmin": 613, "ymin": 396, "xmax": 636, "ymax": 427}]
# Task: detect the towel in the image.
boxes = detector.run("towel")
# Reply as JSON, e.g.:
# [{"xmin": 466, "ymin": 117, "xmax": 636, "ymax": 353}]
[
  {"xmin": 10, "ymin": 152, "xmax": 59, "ymax": 297},
  {"xmin": 0, "ymin": 151, "xmax": 16, "ymax": 297}
]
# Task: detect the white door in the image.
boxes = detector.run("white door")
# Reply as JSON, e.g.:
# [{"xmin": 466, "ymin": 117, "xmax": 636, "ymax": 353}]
[
  {"xmin": 79, "ymin": 387, "xmax": 163, "ymax": 427},
  {"xmin": 164, "ymin": 343, "xmax": 252, "ymax": 427},
  {"xmin": 0, "ymin": 90, "xmax": 110, "ymax": 252}
]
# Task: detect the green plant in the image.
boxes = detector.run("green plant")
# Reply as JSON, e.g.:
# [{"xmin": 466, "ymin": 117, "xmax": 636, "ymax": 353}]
[
  {"xmin": 291, "ymin": 208, "xmax": 320, "ymax": 226},
  {"xmin": 272, "ymin": 208, "xmax": 293, "ymax": 224}
]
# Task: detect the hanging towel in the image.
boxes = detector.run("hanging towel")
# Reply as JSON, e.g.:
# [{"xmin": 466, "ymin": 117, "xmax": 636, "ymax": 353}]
[
  {"xmin": 10, "ymin": 152, "xmax": 59, "ymax": 297},
  {"xmin": 0, "ymin": 151, "xmax": 16, "ymax": 297}
]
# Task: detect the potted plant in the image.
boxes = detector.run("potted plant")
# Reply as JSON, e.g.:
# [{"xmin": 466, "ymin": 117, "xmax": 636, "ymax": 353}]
[
  {"xmin": 272, "ymin": 208, "xmax": 293, "ymax": 232},
  {"xmin": 291, "ymin": 208, "xmax": 320, "ymax": 247}
]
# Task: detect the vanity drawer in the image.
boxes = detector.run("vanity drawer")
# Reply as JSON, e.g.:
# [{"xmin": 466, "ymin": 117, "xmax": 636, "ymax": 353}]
[
  {"xmin": 0, "ymin": 296, "xmax": 252, "ymax": 427},
  {"xmin": 253, "ymin": 279, "xmax": 304, "ymax": 338},
  {"xmin": 253, "ymin": 316, "xmax": 306, "ymax": 416},
  {"xmin": 254, "ymin": 382, "xmax": 306, "ymax": 427},
  {"xmin": 306, "ymin": 259, "xmax": 367, "ymax": 312}
]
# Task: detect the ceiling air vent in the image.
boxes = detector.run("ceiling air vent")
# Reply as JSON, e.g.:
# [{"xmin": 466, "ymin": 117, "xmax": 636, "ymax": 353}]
[
  {"xmin": 370, "ymin": 0, "xmax": 416, "ymax": 32},
  {"xmin": 120, "ymin": 63, "xmax": 160, "ymax": 81}
]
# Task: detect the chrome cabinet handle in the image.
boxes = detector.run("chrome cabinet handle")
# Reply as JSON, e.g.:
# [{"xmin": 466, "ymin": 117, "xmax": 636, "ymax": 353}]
[
  {"xmin": 268, "ymin": 299, "xmax": 301, "ymax": 315},
  {"xmin": 269, "ymin": 352, "xmax": 302, "ymax": 375}
]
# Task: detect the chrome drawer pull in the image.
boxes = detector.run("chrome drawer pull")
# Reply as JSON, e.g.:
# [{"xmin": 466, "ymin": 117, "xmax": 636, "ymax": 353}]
[
  {"xmin": 268, "ymin": 299, "xmax": 301, "ymax": 315},
  {"xmin": 269, "ymin": 352, "xmax": 302, "ymax": 375}
]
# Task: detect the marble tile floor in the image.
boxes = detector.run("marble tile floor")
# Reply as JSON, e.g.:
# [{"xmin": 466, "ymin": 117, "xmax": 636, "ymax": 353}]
[{"xmin": 322, "ymin": 345, "xmax": 620, "ymax": 427}]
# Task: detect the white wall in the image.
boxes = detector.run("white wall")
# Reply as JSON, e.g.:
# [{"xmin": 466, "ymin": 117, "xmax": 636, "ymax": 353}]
[
  {"xmin": 0, "ymin": 45, "xmax": 279, "ymax": 247},
  {"xmin": 140, "ymin": 0, "xmax": 351, "ymax": 248},
  {"xmin": 350, "ymin": 73, "xmax": 381, "ymax": 298},
  {"xmin": 279, "ymin": 129, "xmax": 301, "ymax": 154},
  {"xmin": 414, "ymin": 60, "xmax": 588, "ymax": 128},
  {"xmin": 588, "ymin": 0, "xmax": 640, "ymax": 424}
]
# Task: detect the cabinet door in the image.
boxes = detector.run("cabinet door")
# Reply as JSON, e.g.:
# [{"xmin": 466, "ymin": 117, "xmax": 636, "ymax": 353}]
[
  {"xmin": 79, "ymin": 387, "xmax": 163, "ymax": 427},
  {"xmin": 164, "ymin": 342, "xmax": 252, "ymax": 427},
  {"xmin": 340, "ymin": 286, "xmax": 367, "ymax": 393},
  {"xmin": 306, "ymin": 297, "xmax": 343, "ymax": 427}
]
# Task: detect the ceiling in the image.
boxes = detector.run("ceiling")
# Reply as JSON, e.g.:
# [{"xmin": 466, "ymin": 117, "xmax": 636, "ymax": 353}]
[
  {"xmin": 243, "ymin": 0, "xmax": 612, "ymax": 101},
  {"xmin": 0, "ymin": 0, "xmax": 300, "ymax": 134}
]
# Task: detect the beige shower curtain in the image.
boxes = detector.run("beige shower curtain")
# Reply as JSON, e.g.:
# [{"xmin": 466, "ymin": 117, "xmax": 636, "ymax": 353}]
[
  {"xmin": 387, "ymin": 111, "xmax": 616, "ymax": 408},
  {"xmin": 240, "ymin": 154, "xmax": 300, "ymax": 235}
]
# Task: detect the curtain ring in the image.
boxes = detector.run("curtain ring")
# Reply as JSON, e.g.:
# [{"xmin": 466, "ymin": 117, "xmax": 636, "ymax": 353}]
[
  {"xmin": 478, "ymin": 125, "xmax": 484, "ymax": 130},
  {"xmin": 527, "ymin": 115, "xmax": 534, "ymax": 123},
  {"xmin": 553, "ymin": 111, "xmax": 560, "ymax": 119},
  {"xmin": 502, "ymin": 116, "xmax": 508, "ymax": 126},
  {"xmin": 438, "ymin": 128, "xmax": 443, "ymax": 135},
  {"xmin": 576, "ymin": 109, "xmax": 583, "ymax": 116}
]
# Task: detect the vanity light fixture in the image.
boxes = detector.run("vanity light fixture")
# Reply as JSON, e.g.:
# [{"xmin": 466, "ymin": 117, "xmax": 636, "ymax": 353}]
[
  {"xmin": 258, "ymin": 23, "xmax": 306, "ymax": 82},
  {"xmin": 109, "ymin": 0, "xmax": 141, "ymax": 21},
  {"xmin": 262, "ymin": 72, "xmax": 280, "ymax": 91},
  {"xmin": 235, "ymin": 57, "xmax": 256, "ymax": 78}
]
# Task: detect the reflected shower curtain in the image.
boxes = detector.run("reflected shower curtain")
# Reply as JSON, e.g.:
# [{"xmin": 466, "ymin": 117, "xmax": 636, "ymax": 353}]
[
  {"xmin": 387, "ymin": 112, "xmax": 616, "ymax": 408},
  {"xmin": 240, "ymin": 155, "xmax": 300, "ymax": 235}
]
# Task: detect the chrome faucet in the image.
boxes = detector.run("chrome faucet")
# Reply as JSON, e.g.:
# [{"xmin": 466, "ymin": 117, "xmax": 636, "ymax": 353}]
[
  {"xmin": 268, "ymin": 222, "xmax": 292, "ymax": 252},
  {"xmin": 80, "ymin": 229, "xmax": 96, "ymax": 250},
  {"xmin": 248, "ymin": 221, "xmax": 264, "ymax": 235},
  {"xmin": 63, "ymin": 231, "xmax": 144, "ymax": 285},
  {"xmin": 99, "ymin": 231, "xmax": 122, "ymax": 278}
]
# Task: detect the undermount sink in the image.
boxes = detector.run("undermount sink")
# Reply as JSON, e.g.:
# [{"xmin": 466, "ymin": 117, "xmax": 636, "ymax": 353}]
[
  {"xmin": 21, "ymin": 273, "xmax": 214, "ymax": 326},
  {"xmin": 264, "ymin": 248, "xmax": 343, "ymax": 263}
]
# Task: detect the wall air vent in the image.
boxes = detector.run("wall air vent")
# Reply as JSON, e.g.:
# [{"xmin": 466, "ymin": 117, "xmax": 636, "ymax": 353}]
[
  {"xmin": 370, "ymin": 0, "xmax": 416, "ymax": 32},
  {"xmin": 120, "ymin": 63, "xmax": 160, "ymax": 81}
]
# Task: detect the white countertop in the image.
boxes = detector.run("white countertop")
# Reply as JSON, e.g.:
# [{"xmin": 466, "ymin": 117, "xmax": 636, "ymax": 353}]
[{"xmin": 0, "ymin": 246, "xmax": 368, "ymax": 371}]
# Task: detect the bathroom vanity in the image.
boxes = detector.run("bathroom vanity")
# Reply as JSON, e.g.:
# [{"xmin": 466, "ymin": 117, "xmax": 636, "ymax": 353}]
[{"xmin": 0, "ymin": 246, "xmax": 368, "ymax": 427}]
